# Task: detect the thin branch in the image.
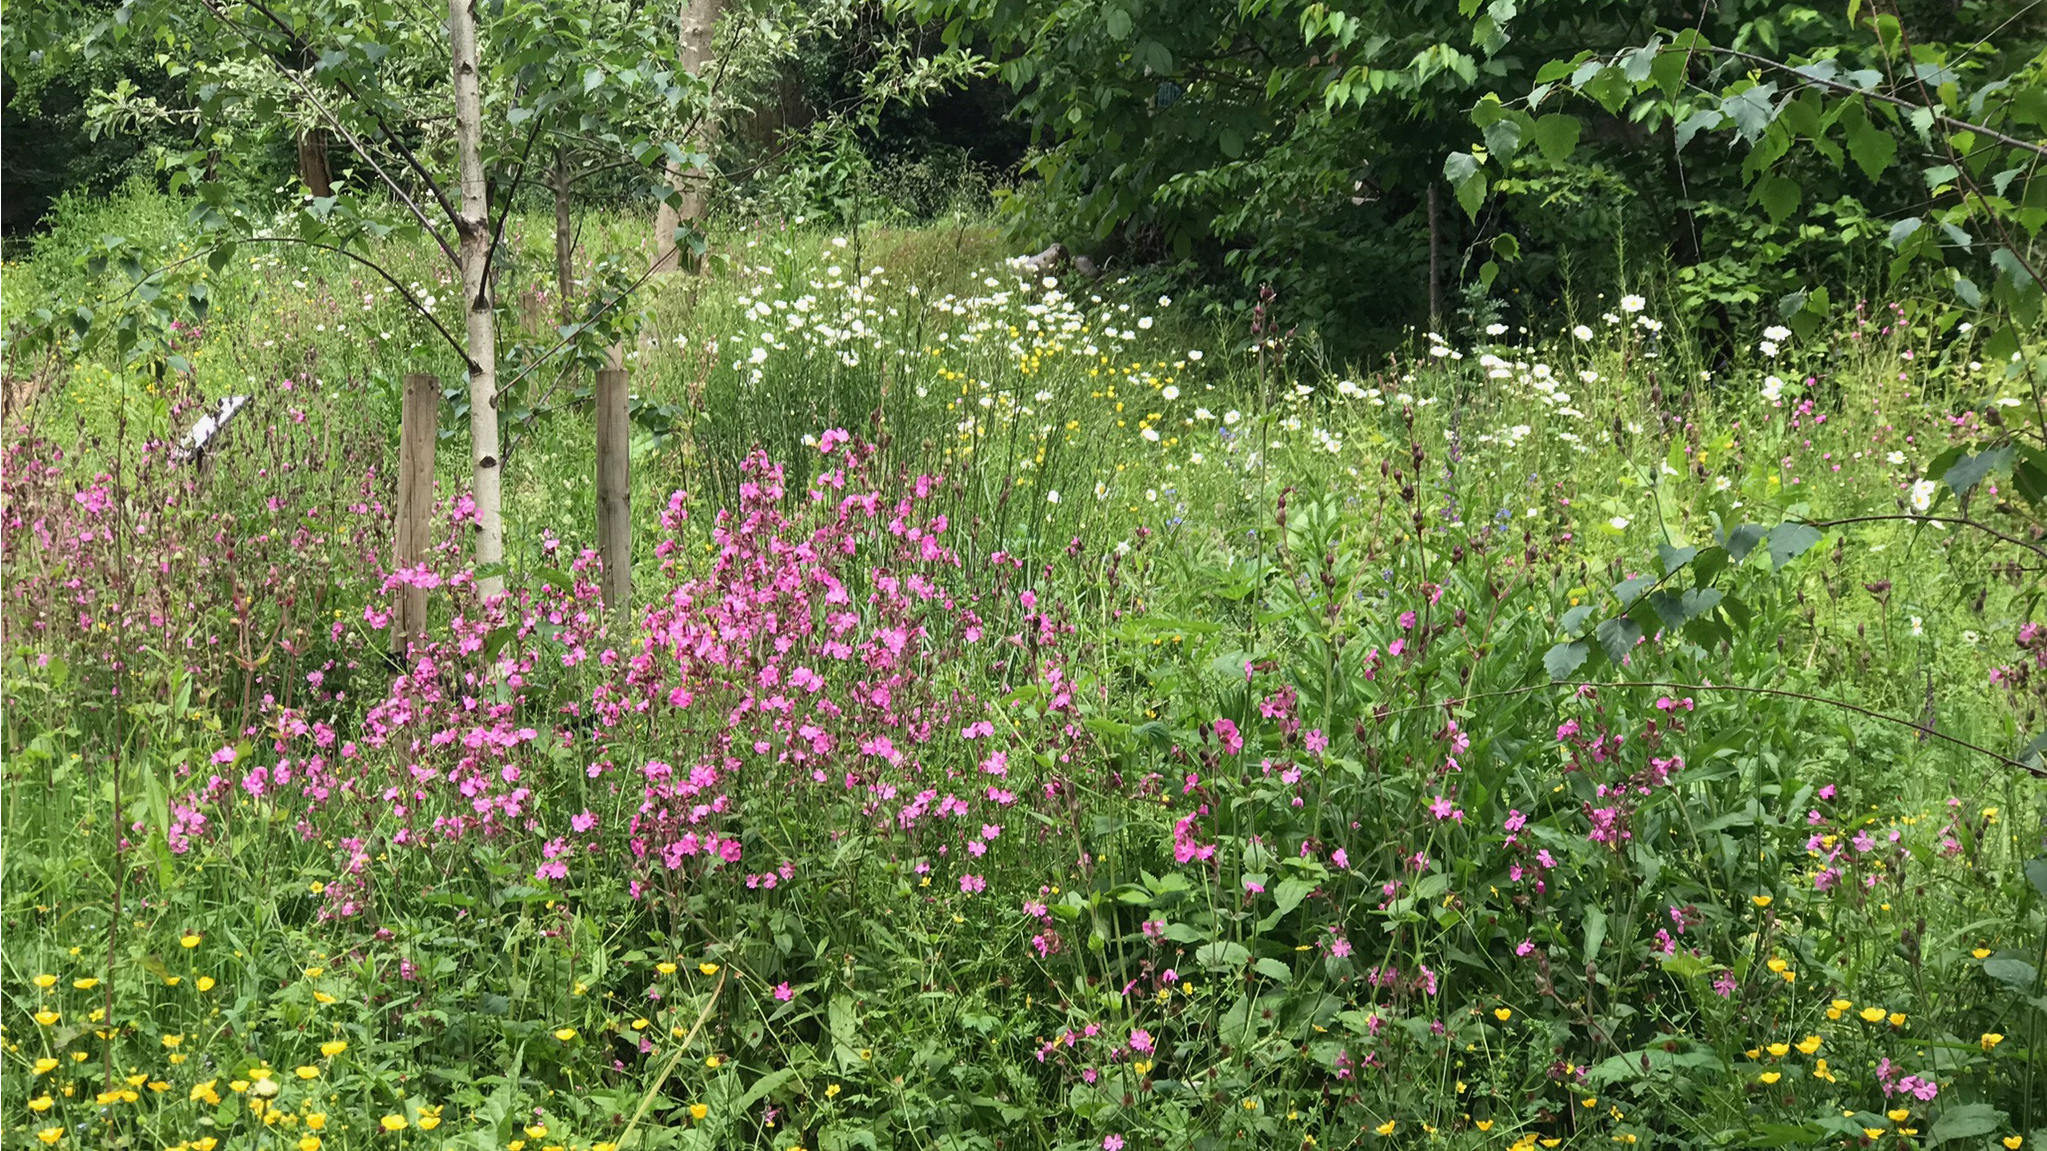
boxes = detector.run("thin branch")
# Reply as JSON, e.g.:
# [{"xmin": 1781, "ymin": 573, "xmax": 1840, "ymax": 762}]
[
  {"xmin": 193, "ymin": 0, "xmax": 460, "ymax": 266},
  {"xmin": 1708, "ymin": 45, "xmax": 2047, "ymax": 163},
  {"xmin": 1799, "ymin": 513, "xmax": 2047, "ymax": 564},
  {"xmin": 1388, "ymin": 679, "xmax": 2045, "ymax": 778},
  {"xmin": 493, "ymin": 254, "xmax": 668, "ymax": 401},
  {"xmin": 236, "ymin": 238, "xmax": 471, "ymax": 363}
]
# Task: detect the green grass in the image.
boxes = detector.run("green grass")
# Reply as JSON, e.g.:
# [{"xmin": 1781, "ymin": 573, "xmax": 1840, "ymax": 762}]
[{"xmin": 2, "ymin": 187, "xmax": 2044, "ymax": 1151}]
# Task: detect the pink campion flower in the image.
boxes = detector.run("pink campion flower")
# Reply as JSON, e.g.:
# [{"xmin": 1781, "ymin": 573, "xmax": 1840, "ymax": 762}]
[
  {"xmin": 1214, "ymin": 718, "xmax": 1243, "ymax": 755},
  {"xmin": 1331, "ymin": 848, "xmax": 1349, "ymax": 869},
  {"xmin": 959, "ymin": 873, "xmax": 986, "ymax": 894},
  {"xmin": 1712, "ymin": 970, "xmax": 1737, "ymax": 998},
  {"xmin": 1304, "ymin": 728, "xmax": 1328, "ymax": 754},
  {"xmin": 1556, "ymin": 719, "xmax": 1580, "ymax": 741},
  {"xmin": 1128, "ymin": 1028, "xmax": 1154, "ymax": 1053},
  {"xmin": 211, "ymin": 746, "xmax": 238, "ymax": 766},
  {"xmin": 1427, "ymin": 795, "xmax": 1462, "ymax": 822},
  {"xmin": 818, "ymin": 428, "xmax": 851, "ymax": 454},
  {"xmin": 774, "ymin": 982, "xmax": 794, "ymax": 1002},
  {"xmin": 1243, "ymin": 876, "xmax": 1265, "ymax": 894},
  {"xmin": 1388, "ymin": 638, "xmax": 1406, "ymax": 657},
  {"xmin": 1514, "ymin": 939, "xmax": 1535, "ymax": 957},
  {"xmin": 1104, "ymin": 1136, "xmax": 1125, "ymax": 1151},
  {"xmin": 571, "ymin": 810, "xmax": 598, "ymax": 833}
]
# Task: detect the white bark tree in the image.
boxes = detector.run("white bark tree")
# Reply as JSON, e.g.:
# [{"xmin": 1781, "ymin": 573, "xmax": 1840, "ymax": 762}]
[
  {"xmin": 449, "ymin": 0, "xmax": 505, "ymax": 599},
  {"xmin": 652, "ymin": 0, "xmax": 724, "ymax": 274}
]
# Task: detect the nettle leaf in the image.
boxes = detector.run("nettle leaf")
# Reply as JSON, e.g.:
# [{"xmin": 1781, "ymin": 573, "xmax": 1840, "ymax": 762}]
[
  {"xmin": 1846, "ymin": 121, "xmax": 1898, "ymax": 180},
  {"xmin": 1766, "ymin": 523, "xmax": 1824, "ymax": 569}
]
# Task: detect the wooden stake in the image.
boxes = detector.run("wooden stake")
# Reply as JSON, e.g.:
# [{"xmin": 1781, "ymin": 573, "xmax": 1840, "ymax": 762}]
[
  {"xmin": 391, "ymin": 372, "xmax": 437, "ymax": 657},
  {"xmin": 1427, "ymin": 182, "xmax": 1442, "ymax": 330},
  {"xmin": 595, "ymin": 366, "xmax": 631, "ymax": 619}
]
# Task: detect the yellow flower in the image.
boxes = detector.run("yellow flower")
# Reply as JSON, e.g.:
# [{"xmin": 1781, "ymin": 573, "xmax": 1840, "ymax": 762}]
[
  {"xmin": 656, "ymin": 963, "xmax": 678, "ymax": 975},
  {"xmin": 1795, "ymin": 1036, "xmax": 1821, "ymax": 1055},
  {"xmin": 1981, "ymin": 1032, "xmax": 2005, "ymax": 1050},
  {"xmin": 1972, "ymin": 948, "xmax": 1993, "ymax": 959},
  {"xmin": 1830, "ymin": 998, "xmax": 1853, "ymax": 1012},
  {"xmin": 1750, "ymin": 895, "xmax": 1772, "ymax": 907},
  {"xmin": 163, "ymin": 1034, "xmax": 184, "ymax": 1048},
  {"xmin": 319, "ymin": 1040, "xmax": 348, "ymax": 1058},
  {"xmin": 1766, "ymin": 1043, "xmax": 1789, "ymax": 1058},
  {"xmin": 1374, "ymin": 1121, "xmax": 1396, "ymax": 1136},
  {"xmin": 1859, "ymin": 1007, "xmax": 1887, "ymax": 1023},
  {"xmin": 312, "ymin": 991, "xmax": 337, "ymax": 1005},
  {"xmin": 706, "ymin": 1055, "xmax": 723, "ymax": 1068},
  {"xmin": 826, "ymin": 1084, "xmax": 842, "ymax": 1098},
  {"xmin": 2005, "ymin": 1138, "xmax": 2024, "ymax": 1150},
  {"xmin": 181, "ymin": 934, "xmax": 203, "ymax": 949},
  {"xmin": 72, "ymin": 978, "xmax": 99, "ymax": 990},
  {"xmin": 631, "ymin": 1018, "xmax": 650, "ymax": 1031},
  {"xmin": 298, "ymin": 1137, "xmax": 323, "ymax": 1151},
  {"xmin": 197, "ymin": 977, "xmax": 216, "ymax": 992},
  {"xmin": 1887, "ymin": 1012, "xmax": 1907, "ymax": 1027},
  {"xmin": 380, "ymin": 1113, "xmax": 409, "ymax": 1131},
  {"xmin": 309, "ymin": 882, "xmax": 326, "ymax": 895},
  {"xmin": 28, "ymin": 1095, "xmax": 54, "ymax": 1111},
  {"xmin": 1887, "ymin": 1109, "xmax": 1910, "ymax": 1123},
  {"xmin": 305, "ymin": 967, "xmax": 325, "ymax": 979},
  {"xmin": 1862, "ymin": 1136, "xmax": 1885, "ymax": 1146},
  {"xmin": 33, "ymin": 1010, "xmax": 59, "ymax": 1026},
  {"xmin": 1758, "ymin": 1071, "xmax": 1781, "ymax": 1085},
  {"xmin": 554, "ymin": 1028, "xmax": 578, "ymax": 1041},
  {"xmin": 1476, "ymin": 1120, "xmax": 1494, "ymax": 1131},
  {"xmin": 418, "ymin": 1105, "xmax": 442, "ymax": 1131},
  {"xmin": 34, "ymin": 1057, "xmax": 58, "ymax": 1075},
  {"xmin": 36, "ymin": 1127, "xmax": 62, "ymax": 1145},
  {"xmin": 690, "ymin": 1104, "xmax": 709, "ymax": 1121},
  {"xmin": 307, "ymin": 1113, "xmax": 327, "ymax": 1130},
  {"xmin": 33, "ymin": 974, "xmax": 57, "ymax": 989},
  {"xmin": 525, "ymin": 1124, "xmax": 549, "ymax": 1138},
  {"xmin": 295, "ymin": 1066, "xmax": 319, "ymax": 1080},
  {"xmin": 1765, "ymin": 958, "xmax": 1788, "ymax": 974},
  {"xmin": 699, "ymin": 963, "xmax": 720, "ymax": 975},
  {"xmin": 1494, "ymin": 1008, "xmax": 1513, "ymax": 1021},
  {"xmin": 195, "ymin": 1140, "xmax": 219, "ymax": 1151}
]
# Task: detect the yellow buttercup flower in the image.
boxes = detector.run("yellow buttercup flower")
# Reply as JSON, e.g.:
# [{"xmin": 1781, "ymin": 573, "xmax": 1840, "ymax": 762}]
[
  {"xmin": 33, "ymin": 1057, "xmax": 58, "ymax": 1075},
  {"xmin": 1887, "ymin": 1012, "xmax": 1906, "ymax": 1027},
  {"xmin": 33, "ymin": 974, "xmax": 57, "ymax": 989},
  {"xmin": 1493, "ymin": 1008, "xmax": 1512, "ymax": 1021},
  {"xmin": 699, "ymin": 962, "xmax": 720, "ymax": 975},
  {"xmin": 1766, "ymin": 1043, "xmax": 1789, "ymax": 1058},
  {"xmin": 380, "ymin": 1114, "xmax": 409, "ymax": 1131},
  {"xmin": 1750, "ymin": 895, "xmax": 1772, "ymax": 907},
  {"xmin": 294, "ymin": 1065, "xmax": 319, "ymax": 1079},
  {"xmin": 320, "ymin": 1040, "xmax": 348, "ymax": 1058},
  {"xmin": 72, "ymin": 978, "xmax": 99, "ymax": 990},
  {"xmin": 1972, "ymin": 948, "xmax": 1992, "ymax": 959},
  {"xmin": 181, "ymin": 934, "xmax": 203, "ymax": 949},
  {"xmin": 197, "ymin": 977, "xmax": 217, "ymax": 992},
  {"xmin": 1758, "ymin": 1071, "xmax": 1781, "ymax": 1085},
  {"xmin": 1981, "ymin": 1032, "xmax": 2004, "ymax": 1050},
  {"xmin": 554, "ymin": 1028, "xmax": 578, "ymax": 1041},
  {"xmin": 33, "ymin": 1010, "xmax": 59, "ymax": 1026},
  {"xmin": 298, "ymin": 1137, "xmax": 323, "ymax": 1151},
  {"xmin": 656, "ymin": 963, "xmax": 677, "ymax": 975},
  {"xmin": 690, "ymin": 1104, "xmax": 709, "ymax": 1120},
  {"xmin": 1795, "ymin": 1036, "xmax": 1821, "ymax": 1055},
  {"xmin": 1859, "ymin": 1007, "xmax": 1886, "ymax": 1022},
  {"xmin": 1374, "ymin": 1120, "xmax": 1395, "ymax": 1136},
  {"xmin": 2004, "ymin": 1137, "xmax": 2024, "ymax": 1149},
  {"xmin": 1887, "ymin": 1109, "xmax": 1910, "ymax": 1123},
  {"xmin": 28, "ymin": 1095, "xmax": 54, "ymax": 1111},
  {"xmin": 525, "ymin": 1123, "xmax": 549, "ymax": 1139},
  {"xmin": 36, "ymin": 1127, "xmax": 62, "ymax": 1145}
]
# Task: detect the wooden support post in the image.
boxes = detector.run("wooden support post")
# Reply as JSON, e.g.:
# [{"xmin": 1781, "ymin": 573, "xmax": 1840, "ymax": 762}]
[
  {"xmin": 1427, "ymin": 182, "xmax": 1442, "ymax": 331},
  {"xmin": 594, "ymin": 366, "xmax": 631, "ymax": 620},
  {"xmin": 391, "ymin": 372, "xmax": 436, "ymax": 657}
]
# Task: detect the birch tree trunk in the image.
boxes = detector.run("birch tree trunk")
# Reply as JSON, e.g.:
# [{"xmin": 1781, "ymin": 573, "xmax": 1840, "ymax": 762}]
[
  {"xmin": 449, "ymin": 0, "xmax": 505, "ymax": 599},
  {"xmin": 652, "ymin": 0, "xmax": 723, "ymax": 274}
]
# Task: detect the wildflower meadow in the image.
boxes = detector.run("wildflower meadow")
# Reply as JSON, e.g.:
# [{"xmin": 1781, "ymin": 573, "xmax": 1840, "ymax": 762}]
[{"xmin": 3, "ymin": 176, "xmax": 2044, "ymax": 1151}]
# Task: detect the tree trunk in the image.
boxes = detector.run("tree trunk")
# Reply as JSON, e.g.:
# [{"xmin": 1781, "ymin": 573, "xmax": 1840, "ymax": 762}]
[
  {"xmin": 298, "ymin": 128, "xmax": 334, "ymax": 198},
  {"xmin": 554, "ymin": 154, "xmax": 576, "ymax": 324},
  {"xmin": 652, "ymin": 0, "xmax": 724, "ymax": 274},
  {"xmin": 594, "ymin": 366, "xmax": 631, "ymax": 619},
  {"xmin": 449, "ymin": 0, "xmax": 504, "ymax": 599}
]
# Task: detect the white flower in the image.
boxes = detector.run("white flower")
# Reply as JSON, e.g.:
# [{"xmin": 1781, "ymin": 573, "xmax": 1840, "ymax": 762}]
[
  {"xmin": 1909, "ymin": 616, "xmax": 1924, "ymax": 637},
  {"xmin": 1886, "ymin": 451, "xmax": 1906, "ymax": 466},
  {"xmin": 1910, "ymin": 478, "xmax": 1938, "ymax": 513},
  {"xmin": 749, "ymin": 346, "xmax": 769, "ymax": 365},
  {"xmin": 1140, "ymin": 427, "xmax": 1160, "ymax": 442},
  {"xmin": 1224, "ymin": 410, "xmax": 1242, "ymax": 426},
  {"xmin": 1758, "ymin": 340, "xmax": 1780, "ymax": 358},
  {"xmin": 1761, "ymin": 376, "xmax": 1784, "ymax": 402},
  {"xmin": 1187, "ymin": 349, "xmax": 1203, "ymax": 362},
  {"xmin": 1158, "ymin": 295, "xmax": 1172, "ymax": 307},
  {"xmin": 1620, "ymin": 294, "xmax": 1646, "ymax": 314},
  {"xmin": 1485, "ymin": 322, "xmax": 1508, "ymax": 336},
  {"xmin": 1194, "ymin": 407, "xmax": 1213, "ymax": 420},
  {"xmin": 1138, "ymin": 316, "xmax": 1153, "ymax": 329},
  {"xmin": 1573, "ymin": 324, "xmax": 1594, "ymax": 341},
  {"xmin": 1046, "ymin": 489, "xmax": 1061, "ymax": 504},
  {"xmin": 1162, "ymin": 385, "xmax": 1180, "ymax": 401},
  {"xmin": 1712, "ymin": 476, "xmax": 1732, "ymax": 492},
  {"xmin": 1609, "ymin": 516, "xmax": 1630, "ymax": 530},
  {"xmin": 1763, "ymin": 325, "xmax": 1791, "ymax": 342}
]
